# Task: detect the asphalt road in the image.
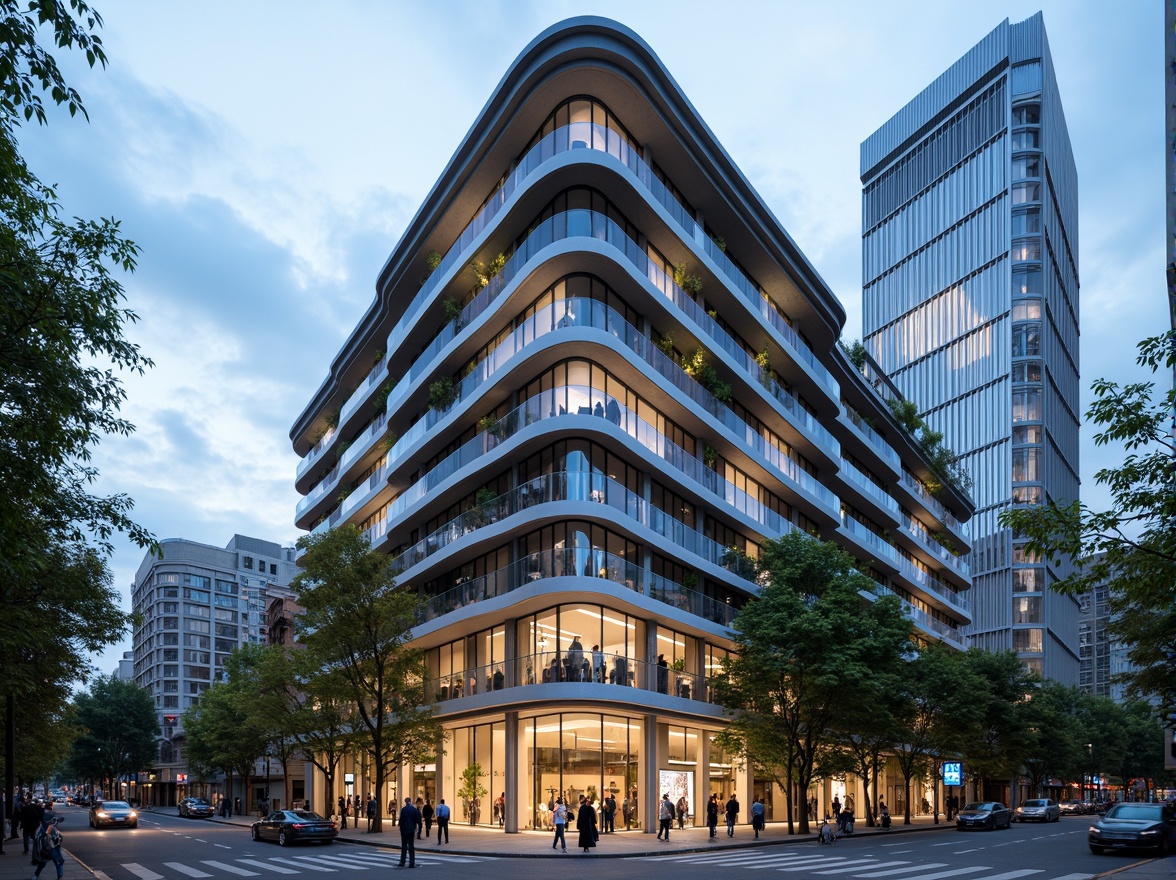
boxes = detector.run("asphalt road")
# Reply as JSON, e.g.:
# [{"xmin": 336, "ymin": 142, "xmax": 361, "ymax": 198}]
[{"xmin": 54, "ymin": 803, "xmax": 1164, "ymax": 880}]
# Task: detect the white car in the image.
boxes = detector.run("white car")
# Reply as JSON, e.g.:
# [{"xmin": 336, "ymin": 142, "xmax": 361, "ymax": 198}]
[{"xmin": 1014, "ymin": 798, "xmax": 1060, "ymax": 822}]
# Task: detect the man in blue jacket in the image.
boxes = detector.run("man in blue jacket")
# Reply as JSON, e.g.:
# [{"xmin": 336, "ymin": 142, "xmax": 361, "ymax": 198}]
[{"xmin": 397, "ymin": 797, "xmax": 421, "ymax": 868}]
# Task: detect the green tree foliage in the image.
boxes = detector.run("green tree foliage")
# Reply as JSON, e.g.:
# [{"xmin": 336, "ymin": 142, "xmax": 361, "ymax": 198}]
[
  {"xmin": 457, "ymin": 762, "xmax": 487, "ymax": 824},
  {"xmin": 889, "ymin": 642, "xmax": 984, "ymax": 824},
  {"xmin": 712, "ymin": 531, "xmax": 912, "ymax": 835},
  {"xmin": 293, "ymin": 525, "xmax": 442, "ymax": 832},
  {"xmin": 1019, "ymin": 681, "xmax": 1085, "ymax": 798},
  {"xmin": 64, "ymin": 674, "xmax": 158, "ymax": 793},
  {"xmin": 999, "ymin": 331, "xmax": 1176, "ymax": 724},
  {"xmin": 958, "ymin": 650, "xmax": 1037, "ymax": 793},
  {"xmin": 885, "ymin": 397, "xmax": 972, "ymax": 498},
  {"xmin": 1, "ymin": 680, "xmax": 75, "ymax": 787},
  {"xmin": 0, "ymin": 3, "xmax": 155, "ymax": 766},
  {"xmin": 183, "ymin": 665, "xmax": 270, "ymax": 806}
]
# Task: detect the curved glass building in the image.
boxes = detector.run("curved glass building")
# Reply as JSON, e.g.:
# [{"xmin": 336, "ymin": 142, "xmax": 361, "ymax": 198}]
[{"xmin": 291, "ymin": 17, "xmax": 973, "ymax": 832}]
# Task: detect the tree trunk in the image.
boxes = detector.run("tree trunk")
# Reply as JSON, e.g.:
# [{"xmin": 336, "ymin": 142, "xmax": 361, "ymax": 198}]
[{"xmin": 903, "ymin": 776, "xmax": 912, "ymax": 824}]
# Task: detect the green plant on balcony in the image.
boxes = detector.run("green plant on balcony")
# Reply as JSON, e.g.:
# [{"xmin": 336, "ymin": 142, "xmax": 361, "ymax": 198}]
[
  {"xmin": 840, "ymin": 338, "xmax": 868, "ymax": 371},
  {"xmin": 419, "ymin": 249, "xmax": 443, "ymax": 286},
  {"xmin": 932, "ymin": 531, "xmax": 959, "ymax": 556},
  {"xmin": 885, "ymin": 397, "xmax": 972, "ymax": 498},
  {"xmin": 381, "ymin": 432, "xmax": 397, "ymax": 453},
  {"xmin": 703, "ymin": 444, "xmax": 718, "ymax": 468},
  {"xmin": 371, "ymin": 348, "xmax": 385, "ymax": 367},
  {"xmin": 670, "ymin": 657, "xmax": 686, "ymax": 673},
  {"xmin": 372, "ymin": 382, "xmax": 393, "ymax": 416},
  {"xmin": 324, "ymin": 407, "xmax": 341, "ymax": 431},
  {"xmin": 428, "ymin": 376, "xmax": 457, "ymax": 410},
  {"xmin": 442, "ymin": 296, "xmax": 463, "ymax": 326},
  {"xmin": 470, "ymin": 253, "xmax": 506, "ymax": 293},
  {"xmin": 721, "ymin": 545, "xmax": 759, "ymax": 580},
  {"xmin": 673, "ymin": 263, "xmax": 703, "ymax": 297},
  {"xmin": 709, "ymin": 234, "xmax": 726, "ymax": 253},
  {"xmin": 337, "ymin": 486, "xmax": 353, "ymax": 503},
  {"xmin": 477, "ymin": 415, "xmax": 496, "ymax": 433},
  {"xmin": 681, "ymin": 571, "xmax": 698, "ymax": 590},
  {"xmin": 684, "ymin": 348, "xmax": 732, "ymax": 402},
  {"xmin": 652, "ymin": 330, "xmax": 676, "ymax": 358},
  {"xmin": 334, "ymin": 439, "xmax": 351, "ymax": 463},
  {"xmin": 755, "ymin": 345, "xmax": 772, "ymax": 387}
]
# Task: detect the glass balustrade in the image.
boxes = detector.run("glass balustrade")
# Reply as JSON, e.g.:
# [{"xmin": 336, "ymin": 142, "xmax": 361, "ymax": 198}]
[
  {"xmin": 839, "ymin": 459, "xmax": 900, "ymax": 515},
  {"xmin": 841, "ymin": 407, "xmax": 901, "ymax": 468},
  {"xmin": 870, "ymin": 581, "xmax": 964, "ymax": 644},
  {"xmin": 425, "ymin": 648, "xmax": 706, "ymax": 706},
  {"xmin": 899, "ymin": 470, "xmax": 969, "ymax": 538}
]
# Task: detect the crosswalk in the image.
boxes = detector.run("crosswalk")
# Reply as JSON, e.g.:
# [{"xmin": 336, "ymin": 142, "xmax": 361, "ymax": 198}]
[
  {"xmin": 92, "ymin": 848, "xmax": 493, "ymax": 880},
  {"xmin": 632, "ymin": 850, "xmax": 1093, "ymax": 880}
]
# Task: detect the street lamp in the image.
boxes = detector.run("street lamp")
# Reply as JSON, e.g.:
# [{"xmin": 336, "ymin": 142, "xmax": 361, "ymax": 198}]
[{"xmin": 1084, "ymin": 743, "xmax": 1093, "ymax": 801}]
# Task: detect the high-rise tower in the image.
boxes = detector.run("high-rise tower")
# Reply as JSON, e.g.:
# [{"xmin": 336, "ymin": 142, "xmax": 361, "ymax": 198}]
[{"xmin": 861, "ymin": 14, "xmax": 1080, "ymax": 682}]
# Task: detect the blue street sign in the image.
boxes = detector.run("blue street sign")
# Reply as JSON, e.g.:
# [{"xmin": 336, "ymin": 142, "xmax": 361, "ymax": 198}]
[{"xmin": 943, "ymin": 762, "xmax": 962, "ymax": 786}]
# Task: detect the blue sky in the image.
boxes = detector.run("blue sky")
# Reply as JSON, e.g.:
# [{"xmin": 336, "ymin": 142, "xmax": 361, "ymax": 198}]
[{"xmin": 21, "ymin": 1, "xmax": 1163, "ymax": 676}]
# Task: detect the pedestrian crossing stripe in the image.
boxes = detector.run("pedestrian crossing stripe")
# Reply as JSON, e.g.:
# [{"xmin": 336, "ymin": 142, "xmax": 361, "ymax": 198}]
[
  {"xmin": 631, "ymin": 853, "xmax": 1092, "ymax": 880},
  {"xmin": 124, "ymin": 864, "xmax": 165, "ymax": 880},
  {"xmin": 163, "ymin": 863, "xmax": 213, "ymax": 878},
  {"xmin": 235, "ymin": 859, "xmax": 300, "ymax": 874},
  {"xmin": 265, "ymin": 859, "xmax": 335, "ymax": 873},
  {"xmin": 198, "ymin": 861, "xmax": 259, "ymax": 877}
]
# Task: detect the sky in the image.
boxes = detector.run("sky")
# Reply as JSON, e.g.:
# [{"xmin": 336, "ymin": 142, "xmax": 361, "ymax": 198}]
[{"xmin": 20, "ymin": 0, "xmax": 1164, "ymax": 678}]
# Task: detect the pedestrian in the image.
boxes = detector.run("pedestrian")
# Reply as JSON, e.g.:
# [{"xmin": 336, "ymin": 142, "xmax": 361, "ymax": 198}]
[
  {"xmin": 831, "ymin": 795, "xmax": 841, "ymax": 822},
  {"xmin": 839, "ymin": 803, "xmax": 854, "ymax": 835},
  {"xmin": 621, "ymin": 794, "xmax": 632, "ymax": 830},
  {"xmin": 725, "ymin": 793, "xmax": 740, "ymax": 837},
  {"xmin": 21, "ymin": 796, "xmax": 43, "ymax": 855},
  {"xmin": 751, "ymin": 796, "xmax": 765, "ymax": 839},
  {"xmin": 706, "ymin": 793, "xmax": 719, "ymax": 838},
  {"xmin": 11, "ymin": 792, "xmax": 24, "ymax": 841},
  {"xmin": 809, "ymin": 796, "xmax": 818, "ymax": 822},
  {"xmin": 32, "ymin": 815, "xmax": 63, "ymax": 880},
  {"xmin": 656, "ymin": 654, "xmax": 668, "ymax": 693},
  {"xmin": 879, "ymin": 801, "xmax": 891, "ymax": 830},
  {"xmin": 366, "ymin": 794, "xmax": 377, "ymax": 832},
  {"xmin": 338, "ymin": 795, "xmax": 347, "ymax": 829},
  {"xmin": 435, "ymin": 798, "xmax": 450, "ymax": 844},
  {"xmin": 421, "ymin": 798, "xmax": 434, "ymax": 838},
  {"xmin": 414, "ymin": 798, "xmax": 425, "ymax": 839},
  {"xmin": 397, "ymin": 797, "xmax": 421, "ymax": 868},
  {"xmin": 657, "ymin": 793, "xmax": 673, "ymax": 840},
  {"xmin": 592, "ymin": 645, "xmax": 604, "ymax": 682},
  {"xmin": 234, "ymin": 796, "xmax": 242, "ymax": 816},
  {"xmin": 602, "ymin": 791, "xmax": 616, "ymax": 833},
  {"xmin": 676, "ymin": 795, "xmax": 687, "ymax": 829},
  {"xmin": 551, "ymin": 797, "xmax": 568, "ymax": 852},
  {"xmin": 576, "ymin": 794, "xmax": 597, "ymax": 853},
  {"xmin": 494, "ymin": 792, "xmax": 504, "ymax": 827}
]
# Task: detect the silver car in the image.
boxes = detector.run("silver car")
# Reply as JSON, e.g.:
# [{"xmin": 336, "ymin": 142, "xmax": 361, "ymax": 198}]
[{"xmin": 1014, "ymin": 798, "xmax": 1060, "ymax": 822}]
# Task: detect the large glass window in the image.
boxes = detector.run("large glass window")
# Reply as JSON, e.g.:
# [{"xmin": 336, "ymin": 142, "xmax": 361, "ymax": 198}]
[
  {"xmin": 1012, "ymin": 182, "xmax": 1041, "ymax": 204},
  {"xmin": 516, "ymin": 604, "xmax": 644, "ymax": 686},
  {"xmin": 1012, "ymin": 156, "xmax": 1040, "ymax": 179},
  {"xmin": 1012, "ymin": 389, "xmax": 1041, "ymax": 422},
  {"xmin": 1012, "ymin": 447, "xmax": 1041, "ymax": 482},
  {"xmin": 1012, "ymin": 324, "xmax": 1041, "ymax": 357},
  {"xmin": 1013, "ymin": 597, "xmax": 1042, "ymax": 624},
  {"xmin": 1012, "ymin": 209, "xmax": 1041, "ymax": 236},
  {"xmin": 1013, "ymin": 628, "xmax": 1043, "ymax": 652},
  {"xmin": 523, "ymin": 713, "xmax": 641, "ymax": 832},
  {"xmin": 1010, "ymin": 240, "xmax": 1041, "ymax": 262},
  {"xmin": 1011, "ymin": 129, "xmax": 1039, "ymax": 150},
  {"xmin": 1013, "ymin": 568, "xmax": 1043, "ymax": 592},
  {"xmin": 1012, "ymin": 104, "xmax": 1041, "ymax": 125},
  {"xmin": 1011, "ymin": 361, "xmax": 1041, "ymax": 383}
]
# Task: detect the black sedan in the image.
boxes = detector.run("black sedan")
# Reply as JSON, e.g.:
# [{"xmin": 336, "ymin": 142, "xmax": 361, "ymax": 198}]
[
  {"xmin": 89, "ymin": 800, "xmax": 139, "ymax": 828},
  {"xmin": 251, "ymin": 810, "xmax": 338, "ymax": 846},
  {"xmin": 178, "ymin": 797, "xmax": 215, "ymax": 818},
  {"xmin": 955, "ymin": 801, "xmax": 1012, "ymax": 831},
  {"xmin": 1089, "ymin": 802, "xmax": 1176, "ymax": 855}
]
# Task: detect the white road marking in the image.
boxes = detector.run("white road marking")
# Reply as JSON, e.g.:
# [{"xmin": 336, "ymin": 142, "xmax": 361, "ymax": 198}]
[
  {"xmin": 853, "ymin": 864, "xmax": 949, "ymax": 878},
  {"xmin": 870, "ymin": 868, "xmax": 992, "ymax": 880},
  {"xmin": 266, "ymin": 858, "xmax": 337, "ymax": 872},
  {"xmin": 123, "ymin": 863, "xmax": 165, "ymax": 880},
  {"xmin": 969, "ymin": 872, "xmax": 1043, "ymax": 880},
  {"xmin": 780, "ymin": 859, "xmax": 882, "ymax": 872},
  {"xmin": 953, "ymin": 849, "xmax": 984, "ymax": 854},
  {"xmin": 200, "ymin": 860, "xmax": 261, "ymax": 876},
  {"xmin": 214, "ymin": 844, "xmax": 232, "ymax": 849},
  {"xmin": 235, "ymin": 859, "xmax": 300, "ymax": 874},
  {"xmin": 93, "ymin": 872, "xmax": 116, "ymax": 880},
  {"xmin": 291, "ymin": 855, "xmax": 369, "ymax": 869},
  {"xmin": 815, "ymin": 862, "xmax": 912, "ymax": 874},
  {"xmin": 1044, "ymin": 875, "xmax": 1092, "ymax": 880},
  {"xmin": 163, "ymin": 863, "xmax": 213, "ymax": 878},
  {"xmin": 194, "ymin": 839, "xmax": 208, "ymax": 843}
]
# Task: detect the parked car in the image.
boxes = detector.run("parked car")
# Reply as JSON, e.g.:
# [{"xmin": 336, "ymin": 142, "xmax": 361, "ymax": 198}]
[
  {"xmin": 1058, "ymin": 799, "xmax": 1085, "ymax": 815},
  {"xmin": 1014, "ymin": 798, "xmax": 1061, "ymax": 822},
  {"xmin": 89, "ymin": 800, "xmax": 139, "ymax": 828},
  {"xmin": 1089, "ymin": 802, "xmax": 1176, "ymax": 855},
  {"xmin": 955, "ymin": 802, "xmax": 1013, "ymax": 831},
  {"xmin": 251, "ymin": 810, "xmax": 338, "ymax": 846},
  {"xmin": 178, "ymin": 797, "xmax": 215, "ymax": 819}
]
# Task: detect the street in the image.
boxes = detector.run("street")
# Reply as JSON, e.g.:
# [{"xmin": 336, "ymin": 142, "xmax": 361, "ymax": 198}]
[{"xmin": 53, "ymin": 803, "xmax": 1167, "ymax": 880}]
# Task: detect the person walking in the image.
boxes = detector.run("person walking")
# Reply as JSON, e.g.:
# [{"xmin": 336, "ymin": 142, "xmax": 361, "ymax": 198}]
[
  {"xmin": 21, "ymin": 796, "xmax": 43, "ymax": 856},
  {"xmin": 751, "ymin": 796, "xmax": 765, "ymax": 839},
  {"xmin": 414, "ymin": 798, "xmax": 425, "ymax": 839},
  {"xmin": 366, "ymin": 794, "xmax": 377, "ymax": 832},
  {"xmin": 421, "ymin": 798, "xmax": 434, "ymax": 838},
  {"xmin": 725, "ymin": 793, "xmax": 740, "ymax": 837},
  {"xmin": 676, "ymin": 795, "xmax": 687, "ymax": 829},
  {"xmin": 621, "ymin": 794, "xmax": 632, "ymax": 830},
  {"xmin": 551, "ymin": 797, "xmax": 568, "ymax": 852},
  {"xmin": 575, "ymin": 795, "xmax": 597, "ymax": 853},
  {"xmin": 494, "ymin": 793, "xmax": 504, "ymax": 827},
  {"xmin": 234, "ymin": 796, "xmax": 242, "ymax": 816},
  {"xmin": 397, "ymin": 797, "xmax": 421, "ymax": 868},
  {"xmin": 435, "ymin": 799, "xmax": 450, "ymax": 844},
  {"xmin": 657, "ymin": 793, "xmax": 673, "ymax": 840},
  {"xmin": 32, "ymin": 815, "xmax": 64, "ymax": 880},
  {"xmin": 706, "ymin": 793, "xmax": 719, "ymax": 838},
  {"xmin": 11, "ymin": 792, "xmax": 24, "ymax": 842},
  {"xmin": 337, "ymin": 796, "xmax": 347, "ymax": 829},
  {"xmin": 656, "ymin": 654, "xmax": 669, "ymax": 693}
]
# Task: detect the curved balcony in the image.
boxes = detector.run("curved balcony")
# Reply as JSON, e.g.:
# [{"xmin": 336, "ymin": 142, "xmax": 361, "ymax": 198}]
[
  {"xmin": 402, "ymin": 209, "xmax": 840, "ymax": 462},
  {"xmin": 385, "ymin": 122, "xmax": 837, "ymax": 401},
  {"xmin": 418, "ymin": 547, "xmax": 736, "ymax": 629},
  {"xmin": 867, "ymin": 581, "xmax": 965, "ymax": 649},
  {"xmin": 839, "ymin": 514, "xmax": 898, "ymax": 566},
  {"xmin": 427, "ymin": 648, "xmax": 709, "ymax": 708},
  {"xmin": 893, "ymin": 554, "xmax": 970, "ymax": 617},
  {"xmin": 838, "ymin": 406, "xmax": 902, "ymax": 478},
  {"xmin": 836, "ymin": 459, "xmax": 901, "ymax": 526},
  {"xmin": 897, "ymin": 515, "xmax": 971, "ymax": 582},
  {"xmin": 386, "ymin": 470, "xmax": 773, "ymax": 590},
  {"xmin": 897, "ymin": 469, "xmax": 971, "ymax": 544}
]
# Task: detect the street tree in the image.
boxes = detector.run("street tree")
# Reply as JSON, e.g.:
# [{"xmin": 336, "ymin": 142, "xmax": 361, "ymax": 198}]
[
  {"xmin": 293, "ymin": 525, "xmax": 442, "ymax": 832},
  {"xmin": 891, "ymin": 642, "xmax": 985, "ymax": 824},
  {"xmin": 66, "ymin": 674, "xmax": 158, "ymax": 796},
  {"xmin": 712, "ymin": 530, "xmax": 912, "ymax": 835},
  {"xmin": 1019, "ymin": 682, "xmax": 1084, "ymax": 800},
  {"xmin": 959, "ymin": 650, "xmax": 1037, "ymax": 797},
  {"xmin": 184, "ymin": 676, "xmax": 269, "ymax": 810},
  {"xmin": 0, "ymin": 0, "xmax": 155, "ymax": 814},
  {"xmin": 999, "ymin": 330, "xmax": 1176, "ymax": 723}
]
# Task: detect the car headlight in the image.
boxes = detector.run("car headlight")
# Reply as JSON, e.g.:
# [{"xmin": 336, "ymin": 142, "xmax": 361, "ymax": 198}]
[
  {"xmin": 1089, "ymin": 826, "xmax": 1101, "ymax": 836},
  {"xmin": 96, "ymin": 811, "xmax": 108, "ymax": 818},
  {"xmin": 1138, "ymin": 829, "xmax": 1159, "ymax": 836},
  {"xmin": 129, "ymin": 811, "xmax": 138, "ymax": 819}
]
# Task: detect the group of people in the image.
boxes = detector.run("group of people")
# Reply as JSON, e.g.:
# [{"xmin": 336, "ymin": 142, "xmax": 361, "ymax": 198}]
[
  {"xmin": 394, "ymin": 796, "xmax": 453, "ymax": 867},
  {"xmin": 9, "ymin": 794, "xmax": 64, "ymax": 880},
  {"xmin": 549, "ymin": 794, "xmax": 599, "ymax": 853},
  {"xmin": 216, "ymin": 797, "xmax": 242, "ymax": 818}
]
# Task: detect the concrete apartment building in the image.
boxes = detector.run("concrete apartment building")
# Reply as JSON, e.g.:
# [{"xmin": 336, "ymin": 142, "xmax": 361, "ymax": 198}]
[
  {"xmin": 130, "ymin": 534, "xmax": 299, "ymax": 806},
  {"xmin": 289, "ymin": 18, "xmax": 973, "ymax": 830},
  {"xmin": 861, "ymin": 14, "xmax": 1081, "ymax": 683}
]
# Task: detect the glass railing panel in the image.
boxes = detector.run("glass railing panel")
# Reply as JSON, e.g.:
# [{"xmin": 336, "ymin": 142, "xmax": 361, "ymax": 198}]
[
  {"xmin": 841, "ymin": 515, "xmax": 898, "ymax": 561},
  {"xmin": 842, "ymin": 407, "xmax": 901, "ymax": 467},
  {"xmin": 840, "ymin": 460, "xmax": 900, "ymax": 514}
]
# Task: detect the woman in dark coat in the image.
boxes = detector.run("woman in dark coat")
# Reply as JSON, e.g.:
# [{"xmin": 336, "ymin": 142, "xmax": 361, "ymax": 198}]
[{"xmin": 576, "ymin": 795, "xmax": 597, "ymax": 852}]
